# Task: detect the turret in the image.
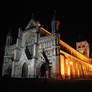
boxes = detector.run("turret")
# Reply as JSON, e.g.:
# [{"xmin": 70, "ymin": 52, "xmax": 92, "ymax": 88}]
[
  {"xmin": 16, "ymin": 27, "xmax": 22, "ymax": 47},
  {"xmin": 51, "ymin": 12, "xmax": 60, "ymax": 34},
  {"xmin": 51, "ymin": 11, "xmax": 61, "ymax": 46},
  {"xmin": 6, "ymin": 31, "xmax": 12, "ymax": 46},
  {"xmin": 14, "ymin": 27, "xmax": 22, "ymax": 61},
  {"xmin": 18, "ymin": 27, "xmax": 22, "ymax": 38}
]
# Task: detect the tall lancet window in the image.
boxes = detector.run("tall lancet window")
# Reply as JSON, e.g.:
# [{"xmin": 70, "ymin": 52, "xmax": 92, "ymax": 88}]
[
  {"xmin": 25, "ymin": 40, "xmax": 33, "ymax": 60},
  {"xmin": 25, "ymin": 46, "xmax": 32, "ymax": 59}
]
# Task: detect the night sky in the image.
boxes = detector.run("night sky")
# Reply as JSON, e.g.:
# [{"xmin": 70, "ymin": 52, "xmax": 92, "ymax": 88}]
[{"xmin": 1, "ymin": 1, "xmax": 92, "ymax": 76}]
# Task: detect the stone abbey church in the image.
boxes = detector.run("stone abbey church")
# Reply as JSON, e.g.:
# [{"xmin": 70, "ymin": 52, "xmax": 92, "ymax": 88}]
[
  {"xmin": 2, "ymin": 15, "xmax": 92, "ymax": 79},
  {"xmin": 2, "ymin": 16, "xmax": 61, "ymax": 78}
]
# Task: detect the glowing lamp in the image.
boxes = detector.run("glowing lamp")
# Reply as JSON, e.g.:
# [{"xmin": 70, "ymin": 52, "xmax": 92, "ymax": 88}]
[
  {"xmin": 70, "ymin": 62, "xmax": 73, "ymax": 65},
  {"xmin": 37, "ymin": 21, "xmax": 41, "ymax": 27}
]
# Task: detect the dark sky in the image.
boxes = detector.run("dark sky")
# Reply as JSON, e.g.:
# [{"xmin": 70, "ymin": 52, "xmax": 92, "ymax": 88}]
[
  {"xmin": 1, "ymin": 2, "xmax": 92, "ymax": 54},
  {"xmin": 1, "ymin": 1, "xmax": 92, "ymax": 76}
]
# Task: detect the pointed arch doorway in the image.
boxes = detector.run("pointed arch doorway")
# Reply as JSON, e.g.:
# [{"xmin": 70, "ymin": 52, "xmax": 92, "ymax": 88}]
[{"xmin": 22, "ymin": 63, "xmax": 28, "ymax": 78}]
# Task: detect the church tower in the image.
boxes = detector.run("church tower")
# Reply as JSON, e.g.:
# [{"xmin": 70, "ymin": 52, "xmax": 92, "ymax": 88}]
[
  {"xmin": 2, "ymin": 31, "xmax": 13, "ymax": 77},
  {"xmin": 6, "ymin": 31, "xmax": 12, "ymax": 46},
  {"xmin": 51, "ymin": 12, "xmax": 60, "ymax": 34},
  {"xmin": 51, "ymin": 11, "xmax": 61, "ymax": 55},
  {"xmin": 76, "ymin": 40, "xmax": 90, "ymax": 58}
]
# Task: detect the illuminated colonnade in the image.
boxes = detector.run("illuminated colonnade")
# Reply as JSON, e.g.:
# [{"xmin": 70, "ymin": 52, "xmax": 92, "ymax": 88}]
[
  {"xmin": 59, "ymin": 54, "xmax": 84, "ymax": 79},
  {"xmin": 60, "ymin": 55, "xmax": 75, "ymax": 79},
  {"xmin": 59, "ymin": 50, "xmax": 92, "ymax": 79}
]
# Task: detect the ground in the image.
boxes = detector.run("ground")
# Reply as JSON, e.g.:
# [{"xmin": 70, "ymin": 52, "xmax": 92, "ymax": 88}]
[{"xmin": 1, "ymin": 78, "xmax": 92, "ymax": 91}]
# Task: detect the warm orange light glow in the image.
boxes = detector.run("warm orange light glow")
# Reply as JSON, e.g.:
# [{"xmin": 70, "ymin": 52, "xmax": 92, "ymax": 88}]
[
  {"xmin": 66, "ymin": 59, "xmax": 68, "ymax": 64},
  {"xmin": 60, "ymin": 55, "xmax": 65, "ymax": 79},
  {"xmin": 67, "ymin": 64, "xmax": 70, "ymax": 76},
  {"xmin": 70, "ymin": 62, "xmax": 73, "ymax": 65},
  {"xmin": 76, "ymin": 63, "xmax": 80, "ymax": 78},
  {"xmin": 65, "ymin": 59, "xmax": 71, "ymax": 79},
  {"xmin": 60, "ymin": 50, "xmax": 92, "ymax": 67},
  {"xmin": 38, "ymin": 23, "xmax": 41, "ymax": 27},
  {"xmin": 78, "ymin": 69, "xmax": 80, "ymax": 78},
  {"xmin": 40, "ymin": 27, "xmax": 51, "ymax": 35},
  {"xmin": 85, "ymin": 66, "xmax": 88, "ymax": 77},
  {"xmin": 79, "ymin": 64, "xmax": 82, "ymax": 77},
  {"xmin": 71, "ymin": 63, "xmax": 76, "ymax": 78}
]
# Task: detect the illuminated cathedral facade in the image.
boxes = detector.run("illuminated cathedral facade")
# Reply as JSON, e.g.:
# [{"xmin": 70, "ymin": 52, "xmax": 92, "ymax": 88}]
[{"xmin": 2, "ymin": 16, "xmax": 92, "ymax": 79}]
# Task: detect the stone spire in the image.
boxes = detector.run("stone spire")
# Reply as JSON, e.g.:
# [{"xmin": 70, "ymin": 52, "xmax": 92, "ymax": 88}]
[
  {"xmin": 6, "ymin": 31, "xmax": 12, "ymax": 46},
  {"xmin": 18, "ymin": 27, "xmax": 22, "ymax": 38},
  {"xmin": 51, "ymin": 10, "xmax": 56, "ymax": 34},
  {"xmin": 51, "ymin": 10, "xmax": 60, "ymax": 34}
]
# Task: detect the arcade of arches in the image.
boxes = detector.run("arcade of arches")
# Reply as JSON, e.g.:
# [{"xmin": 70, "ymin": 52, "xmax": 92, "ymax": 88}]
[{"xmin": 59, "ymin": 50, "xmax": 92, "ymax": 79}]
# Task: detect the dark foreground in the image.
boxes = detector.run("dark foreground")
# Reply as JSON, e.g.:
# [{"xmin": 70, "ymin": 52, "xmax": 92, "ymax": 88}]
[{"xmin": 1, "ymin": 78, "xmax": 92, "ymax": 91}]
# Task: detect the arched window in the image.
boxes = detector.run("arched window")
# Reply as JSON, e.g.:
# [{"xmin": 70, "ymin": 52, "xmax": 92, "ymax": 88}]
[
  {"xmin": 78, "ymin": 45, "xmax": 81, "ymax": 48},
  {"xmin": 25, "ymin": 46, "xmax": 32, "ymax": 59},
  {"xmin": 82, "ymin": 45, "xmax": 85, "ymax": 48}
]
